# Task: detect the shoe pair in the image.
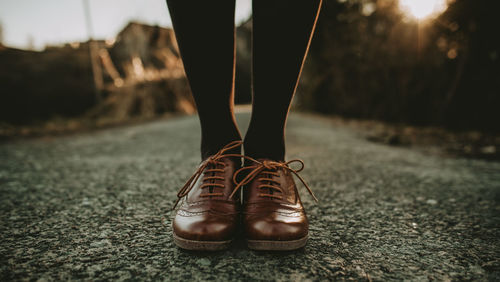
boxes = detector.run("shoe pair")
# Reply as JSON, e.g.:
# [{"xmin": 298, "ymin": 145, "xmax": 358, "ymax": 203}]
[{"xmin": 171, "ymin": 141, "xmax": 317, "ymax": 251}]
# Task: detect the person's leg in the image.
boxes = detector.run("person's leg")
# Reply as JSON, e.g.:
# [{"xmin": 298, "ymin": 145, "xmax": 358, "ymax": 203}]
[
  {"xmin": 167, "ymin": 1, "xmax": 244, "ymax": 251},
  {"xmin": 244, "ymin": 0, "xmax": 323, "ymax": 161},
  {"xmin": 240, "ymin": 0, "xmax": 323, "ymax": 251},
  {"xmin": 166, "ymin": 0, "xmax": 241, "ymax": 160}
]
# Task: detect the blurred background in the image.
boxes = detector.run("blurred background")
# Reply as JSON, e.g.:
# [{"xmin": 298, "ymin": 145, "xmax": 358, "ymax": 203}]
[{"xmin": 0, "ymin": 0, "xmax": 499, "ymax": 158}]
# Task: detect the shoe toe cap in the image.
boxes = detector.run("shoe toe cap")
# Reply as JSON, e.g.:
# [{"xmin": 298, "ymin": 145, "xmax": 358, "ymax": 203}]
[
  {"xmin": 173, "ymin": 212, "xmax": 237, "ymax": 241},
  {"xmin": 245, "ymin": 213, "xmax": 308, "ymax": 241}
]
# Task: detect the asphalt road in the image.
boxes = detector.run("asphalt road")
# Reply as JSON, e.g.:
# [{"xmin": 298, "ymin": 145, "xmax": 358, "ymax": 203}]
[{"xmin": 1, "ymin": 112, "xmax": 499, "ymax": 280}]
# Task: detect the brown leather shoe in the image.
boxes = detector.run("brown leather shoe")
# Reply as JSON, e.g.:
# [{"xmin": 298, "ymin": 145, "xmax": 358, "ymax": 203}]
[
  {"xmin": 231, "ymin": 158, "xmax": 318, "ymax": 251},
  {"xmin": 172, "ymin": 141, "xmax": 243, "ymax": 251}
]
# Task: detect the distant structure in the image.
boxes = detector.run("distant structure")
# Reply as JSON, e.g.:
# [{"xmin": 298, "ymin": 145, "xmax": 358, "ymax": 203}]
[
  {"xmin": 108, "ymin": 22, "xmax": 184, "ymax": 85},
  {"xmin": 86, "ymin": 22, "xmax": 194, "ymax": 117},
  {"xmin": 0, "ymin": 21, "xmax": 194, "ymax": 124},
  {"xmin": 27, "ymin": 35, "xmax": 35, "ymax": 51},
  {"xmin": 0, "ymin": 23, "xmax": 3, "ymax": 46}
]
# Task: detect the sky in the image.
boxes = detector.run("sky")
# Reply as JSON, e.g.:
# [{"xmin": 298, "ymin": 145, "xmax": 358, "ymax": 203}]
[{"xmin": 0, "ymin": 0, "xmax": 252, "ymax": 50}]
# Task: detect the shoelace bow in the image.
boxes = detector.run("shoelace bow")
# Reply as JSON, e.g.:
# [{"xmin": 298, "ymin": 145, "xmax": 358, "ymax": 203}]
[
  {"xmin": 229, "ymin": 158, "xmax": 318, "ymax": 202},
  {"xmin": 172, "ymin": 140, "xmax": 244, "ymax": 210}
]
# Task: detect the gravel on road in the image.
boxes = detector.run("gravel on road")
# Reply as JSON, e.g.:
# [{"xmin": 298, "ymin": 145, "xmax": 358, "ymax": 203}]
[{"xmin": 1, "ymin": 113, "xmax": 499, "ymax": 280}]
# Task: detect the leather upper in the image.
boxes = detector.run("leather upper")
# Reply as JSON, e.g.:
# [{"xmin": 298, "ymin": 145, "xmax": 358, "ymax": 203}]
[
  {"xmin": 242, "ymin": 159, "xmax": 309, "ymax": 241},
  {"xmin": 173, "ymin": 156, "xmax": 240, "ymax": 241}
]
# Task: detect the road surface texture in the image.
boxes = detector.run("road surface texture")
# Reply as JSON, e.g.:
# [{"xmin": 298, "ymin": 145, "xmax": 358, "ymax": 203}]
[{"xmin": 1, "ymin": 113, "xmax": 499, "ymax": 280}]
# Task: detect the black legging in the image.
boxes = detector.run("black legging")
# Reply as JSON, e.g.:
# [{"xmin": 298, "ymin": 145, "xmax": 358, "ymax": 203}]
[{"xmin": 166, "ymin": 0, "xmax": 322, "ymax": 161}]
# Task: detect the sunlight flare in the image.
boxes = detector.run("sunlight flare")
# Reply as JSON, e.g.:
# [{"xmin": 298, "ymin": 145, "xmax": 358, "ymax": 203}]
[{"xmin": 399, "ymin": 0, "xmax": 448, "ymax": 20}]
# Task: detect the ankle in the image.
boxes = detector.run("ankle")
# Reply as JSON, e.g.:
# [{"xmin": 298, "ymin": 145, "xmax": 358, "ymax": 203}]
[
  {"xmin": 201, "ymin": 137, "xmax": 242, "ymax": 160},
  {"xmin": 243, "ymin": 137, "xmax": 285, "ymax": 162}
]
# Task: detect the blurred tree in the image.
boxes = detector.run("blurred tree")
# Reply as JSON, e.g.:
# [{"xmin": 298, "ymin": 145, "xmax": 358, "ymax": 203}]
[
  {"xmin": 298, "ymin": 0, "xmax": 500, "ymax": 132},
  {"xmin": 235, "ymin": 19, "xmax": 252, "ymax": 104}
]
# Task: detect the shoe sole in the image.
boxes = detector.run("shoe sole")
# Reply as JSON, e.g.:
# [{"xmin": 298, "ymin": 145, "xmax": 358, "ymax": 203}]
[
  {"xmin": 247, "ymin": 235, "xmax": 308, "ymax": 251},
  {"xmin": 173, "ymin": 233, "xmax": 232, "ymax": 251}
]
